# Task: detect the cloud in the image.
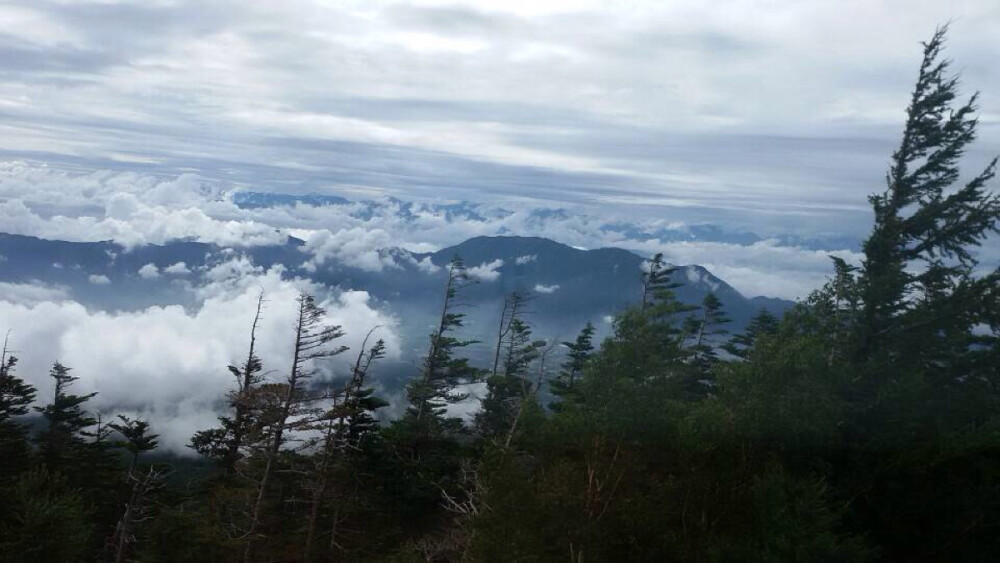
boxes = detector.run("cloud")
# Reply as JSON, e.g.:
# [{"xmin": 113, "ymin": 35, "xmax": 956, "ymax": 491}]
[
  {"xmin": 301, "ymin": 227, "xmax": 397, "ymax": 272},
  {"xmin": 138, "ymin": 263, "xmax": 160, "ymax": 279},
  {"xmin": 88, "ymin": 274, "xmax": 110, "ymax": 285},
  {"xmin": 515, "ymin": 254, "xmax": 537, "ymax": 265},
  {"xmin": 163, "ymin": 262, "xmax": 191, "ymax": 275},
  {"xmin": 534, "ymin": 283, "xmax": 560, "ymax": 294},
  {"xmin": 0, "ymin": 281, "xmax": 70, "ymax": 305},
  {"xmin": 0, "ymin": 3, "xmax": 994, "ymax": 238},
  {"xmin": 467, "ymin": 259, "xmax": 504, "ymax": 282},
  {"xmin": 0, "ymin": 162, "xmax": 989, "ymax": 301},
  {"xmin": 0, "ymin": 261, "xmax": 400, "ymax": 454}
]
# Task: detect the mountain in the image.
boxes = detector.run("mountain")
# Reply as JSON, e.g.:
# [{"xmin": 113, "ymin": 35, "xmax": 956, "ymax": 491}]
[{"xmin": 0, "ymin": 233, "xmax": 793, "ymax": 374}]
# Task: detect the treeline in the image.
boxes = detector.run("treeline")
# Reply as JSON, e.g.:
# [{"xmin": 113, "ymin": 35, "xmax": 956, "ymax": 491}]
[{"xmin": 2, "ymin": 28, "xmax": 1000, "ymax": 562}]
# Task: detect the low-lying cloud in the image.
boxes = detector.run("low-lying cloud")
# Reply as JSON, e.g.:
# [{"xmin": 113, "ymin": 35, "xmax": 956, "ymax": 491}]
[{"xmin": 0, "ymin": 260, "xmax": 400, "ymax": 453}]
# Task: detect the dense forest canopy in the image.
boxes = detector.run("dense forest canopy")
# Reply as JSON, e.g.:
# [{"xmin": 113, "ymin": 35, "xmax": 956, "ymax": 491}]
[{"xmin": 1, "ymin": 27, "xmax": 999, "ymax": 562}]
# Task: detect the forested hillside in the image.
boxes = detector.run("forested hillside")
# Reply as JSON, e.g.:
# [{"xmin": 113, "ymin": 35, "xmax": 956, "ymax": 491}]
[{"xmin": 1, "ymin": 28, "xmax": 998, "ymax": 562}]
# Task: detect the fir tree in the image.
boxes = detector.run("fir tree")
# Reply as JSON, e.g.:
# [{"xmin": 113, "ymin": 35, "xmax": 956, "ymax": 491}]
[
  {"xmin": 0, "ymin": 336, "xmax": 36, "ymax": 483},
  {"xmin": 190, "ymin": 290, "xmax": 265, "ymax": 473},
  {"xmin": 858, "ymin": 25, "xmax": 999, "ymax": 367},
  {"xmin": 723, "ymin": 309, "xmax": 779, "ymax": 360},
  {"xmin": 34, "ymin": 362, "xmax": 98, "ymax": 475},
  {"xmin": 110, "ymin": 415, "xmax": 159, "ymax": 471},
  {"xmin": 244, "ymin": 292, "xmax": 347, "ymax": 562},
  {"xmin": 685, "ymin": 292, "xmax": 731, "ymax": 375},
  {"xmin": 549, "ymin": 322, "xmax": 596, "ymax": 408},
  {"xmin": 304, "ymin": 331, "xmax": 387, "ymax": 561},
  {"xmin": 405, "ymin": 255, "xmax": 481, "ymax": 431},
  {"xmin": 476, "ymin": 316, "xmax": 544, "ymax": 439}
]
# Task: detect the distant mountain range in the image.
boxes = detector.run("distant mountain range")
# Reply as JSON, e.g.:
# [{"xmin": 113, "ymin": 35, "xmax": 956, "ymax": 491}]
[
  {"xmin": 229, "ymin": 191, "xmax": 861, "ymax": 251},
  {"xmin": 0, "ymin": 232, "xmax": 794, "ymax": 382}
]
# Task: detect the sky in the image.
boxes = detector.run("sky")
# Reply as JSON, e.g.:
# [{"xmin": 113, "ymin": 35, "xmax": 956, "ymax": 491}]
[
  {"xmin": 0, "ymin": 0, "xmax": 997, "ymax": 236},
  {"xmin": 1, "ymin": 1, "xmax": 999, "ymax": 452}
]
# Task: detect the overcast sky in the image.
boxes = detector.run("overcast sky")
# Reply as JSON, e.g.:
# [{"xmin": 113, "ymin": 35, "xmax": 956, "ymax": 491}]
[{"xmin": 1, "ymin": 0, "xmax": 997, "ymax": 237}]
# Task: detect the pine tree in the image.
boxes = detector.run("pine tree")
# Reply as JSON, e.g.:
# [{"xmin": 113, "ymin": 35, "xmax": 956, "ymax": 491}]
[
  {"xmin": 723, "ymin": 309, "xmax": 779, "ymax": 360},
  {"xmin": 110, "ymin": 415, "xmax": 159, "ymax": 471},
  {"xmin": 858, "ymin": 25, "xmax": 999, "ymax": 368},
  {"xmin": 549, "ymin": 322, "xmax": 596, "ymax": 408},
  {"xmin": 0, "ymin": 468, "xmax": 93, "ymax": 563},
  {"xmin": 476, "ymin": 317, "xmax": 544, "ymax": 439},
  {"xmin": 107, "ymin": 416, "xmax": 166, "ymax": 563},
  {"xmin": 405, "ymin": 255, "xmax": 481, "ymax": 431},
  {"xmin": 34, "ymin": 362, "xmax": 98, "ymax": 475},
  {"xmin": 685, "ymin": 292, "xmax": 731, "ymax": 375},
  {"xmin": 491, "ymin": 290, "xmax": 532, "ymax": 378},
  {"xmin": 304, "ymin": 331, "xmax": 387, "ymax": 561},
  {"xmin": 640, "ymin": 253, "xmax": 681, "ymax": 311},
  {"xmin": 244, "ymin": 292, "xmax": 347, "ymax": 562},
  {"xmin": 0, "ymin": 336, "xmax": 36, "ymax": 483},
  {"xmin": 190, "ymin": 290, "xmax": 265, "ymax": 473}
]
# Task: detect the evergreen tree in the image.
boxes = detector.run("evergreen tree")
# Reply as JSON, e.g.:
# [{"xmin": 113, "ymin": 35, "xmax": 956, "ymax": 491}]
[
  {"xmin": 404, "ymin": 255, "xmax": 481, "ymax": 431},
  {"xmin": 244, "ymin": 292, "xmax": 347, "ymax": 562},
  {"xmin": 858, "ymin": 25, "xmax": 999, "ymax": 368},
  {"xmin": 110, "ymin": 415, "xmax": 159, "ymax": 470},
  {"xmin": 190, "ymin": 290, "xmax": 265, "ymax": 473},
  {"xmin": 0, "ymin": 336, "xmax": 36, "ymax": 483},
  {"xmin": 107, "ymin": 417, "xmax": 166, "ymax": 563},
  {"xmin": 0, "ymin": 468, "xmax": 93, "ymax": 563},
  {"xmin": 723, "ymin": 309, "xmax": 780, "ymax": 360},
  {"xmin": 304, "ymin": 331, "xmax": 388, "ymax": 561},
  {"xmin": 476, "ymin": 316, "xmax": 544, "ymax": 440},
  {"xmin": 685, "ymin": 292, "xmax": 731, "ymax": 376},
  {"xmin": 491, "ymin": 290, "xmax": 531, "ymax": 378},
  {"xmin": 34, "ymin": 362, "xmax": 98, "ymax": 475},
  {"xmin": 550, "ymin": 322, "xmax": 596, "ymax": 406}
]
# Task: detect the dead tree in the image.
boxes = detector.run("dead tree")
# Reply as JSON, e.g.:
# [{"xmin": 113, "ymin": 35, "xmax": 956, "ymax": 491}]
[{"xmin": 244, "ymin": 292, "xmax": 347, "ymax": 563}]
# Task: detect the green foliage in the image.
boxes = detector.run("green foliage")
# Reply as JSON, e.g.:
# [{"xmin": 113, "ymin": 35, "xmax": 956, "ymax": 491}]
[
  {"xmin": 0, "ymin": 346, "xmax": 36, "ymax": 482},
  {"xmin": 550, "ymin": 321, "xmax": 595, "ymax": 407},
  {"xmin": 404, "ymin": 255, "xmax": 482, "ymax": 431},
  {"xmin": 0, "ymin": 468, "xmax": 92, "ymax": 563}
]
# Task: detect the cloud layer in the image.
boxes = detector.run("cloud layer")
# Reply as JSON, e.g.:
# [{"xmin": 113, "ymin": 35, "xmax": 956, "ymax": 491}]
[
  {"xmin": 0, "ymin": 1, "xmax": 996, "ymax": 236},
  {"xmin": 1, "ymin": 260, "xmax": 400, "ymax": 453}
]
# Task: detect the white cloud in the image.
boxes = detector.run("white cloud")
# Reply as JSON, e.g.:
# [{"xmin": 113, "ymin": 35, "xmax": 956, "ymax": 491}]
[
  {"xmin": 163, "ymin": 262, "xmax": 191, "ymax": 275},
  {"xmin": 0, "ymin": 262, "xmax": 400, "ymax": 454},
  {"xmin": 515, "ymin": 254, "xmax": 537, "ymax": 265},
  {"xmin": 534, "ymin": 283, "xmax": 560, "ymax": 294},
  {"xmin": 302, "ymin": 227, "xmax": 397, "ymax": 272},
  {"xmin": 399, "ymin": 253, "xmax": 441, "ymax": 274},
  {"xmin": 138, "ymin": 263, "xmax": 160, "ymax": 279},
  {"xmin": 0, "ymin": 281, "xmax": 70, "ymax": 305},
  {"xmin": 88, "ymin": 274, "xmax": 110, "ymax": 285},
  {"xmin": 467, "ymin": 258, "xmax": 504, "ymax": 282}
]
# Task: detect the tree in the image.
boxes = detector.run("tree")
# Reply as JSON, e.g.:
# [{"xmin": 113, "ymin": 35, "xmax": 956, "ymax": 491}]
[
  {"xmin": 685, "ymin": 292, "xmax": 731, "ymax": 376},
  {"xmin": 110, "ymin": 415, "xmax": 160, "ymax": 471},
  {"xmin": 0, "ymin": 335, "xmax": 36, "ymax": 483},
  {"xmin": 0, "ymin": 468, "xmax": 92, "ymax": 563},
  {"xmin": 476, "ymin": 316, "xmax": 544, "ymax": 440},
  {"xmin": 550, "ymin": 322, "xmax": 595, "ymax": 402},
  {"xmin": 491, "ymin": 290, "xmax": 532, "ymax": 378},
  {"xmin": 34, "ymin": 362, "xmax": 98, "ymax": 475},
  {"xmin": 405, "ymin": 255, "xmax": 481, "ymax": 431},
  {"xmin": 244, "ymin": 292, "xmax": 347, "ymax": 562},
  {"xmin": 640, "ymin": 253, "xmax": 680, "ymax": 311},
  {"xmin": 723, "ymin": 309, "xmax": 780, "ymax": 360},
  {"xmin": 190, "ymin": 290, "xmax": 265, "ymax": 473},
  {"xmin": 858, "ymin": 25, "xmax": 999, "ymax": 368},
  {"xmin": 107, "ymin": 416, "xmax": 166, "ymax": 563},
  {"xmin": 304, "ymin": 330, "xmax": 388, "ymax": 561}
]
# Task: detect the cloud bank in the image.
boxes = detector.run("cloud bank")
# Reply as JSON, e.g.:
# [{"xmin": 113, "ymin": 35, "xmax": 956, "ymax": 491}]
[{"xmin": 0, "ymin": 260, "xmax": 400, "ymax": 453}]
